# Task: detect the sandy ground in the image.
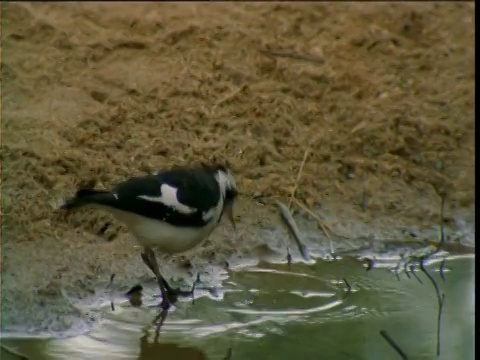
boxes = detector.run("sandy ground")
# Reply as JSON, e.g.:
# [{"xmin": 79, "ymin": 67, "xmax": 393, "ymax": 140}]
[{"xmin": 1, "ymin": 2, "xmax": 475, "ymax": 332}]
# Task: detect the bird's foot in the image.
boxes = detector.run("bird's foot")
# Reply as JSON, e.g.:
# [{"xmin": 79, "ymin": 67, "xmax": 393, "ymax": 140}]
[
  {"xmin": 156, "ymin": 286, "xmax": 189, "ymax": 310},
  {"xmin": 158, "ymin": 287, "xmax": 194, "ymax": 309},
  {"xmin": 158, "ymin": 274, "xmax": 220, "ymax": 306},
  {"xmin": 160, "ymin": 297, "xmax": 173, "ymax": 311}
]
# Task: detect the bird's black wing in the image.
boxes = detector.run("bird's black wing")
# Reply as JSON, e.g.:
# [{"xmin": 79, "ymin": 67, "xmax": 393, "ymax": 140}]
[
  {"xmin": 155, "ymin": 167, "xmax": 221, "ymax": 211},
  {"xmin": 106, "ymin": 167, "xmax": 220, "ymax": 228}
]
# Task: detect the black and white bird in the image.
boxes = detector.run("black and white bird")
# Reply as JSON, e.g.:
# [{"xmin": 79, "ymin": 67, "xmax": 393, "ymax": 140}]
[{"xmin": 61, "ymin": 163, "xmax": 238, "ymax": 309}]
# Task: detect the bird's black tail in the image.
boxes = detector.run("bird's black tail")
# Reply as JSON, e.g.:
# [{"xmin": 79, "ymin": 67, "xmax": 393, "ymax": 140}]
[{"xmin": 60, "ymin": 188, "xmax": 111, "ymax": 210}]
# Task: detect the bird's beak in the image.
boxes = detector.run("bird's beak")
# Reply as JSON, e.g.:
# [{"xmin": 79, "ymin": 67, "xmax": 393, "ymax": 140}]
[{"xmin": 224, "ymin": 199, "xmax": 236, "ymax": 231}]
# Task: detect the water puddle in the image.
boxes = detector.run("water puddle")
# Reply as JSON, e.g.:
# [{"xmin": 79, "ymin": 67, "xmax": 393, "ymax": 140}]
[{"xmin": 1, "ymin": 254, "xmax": 474, "ymax": 359}]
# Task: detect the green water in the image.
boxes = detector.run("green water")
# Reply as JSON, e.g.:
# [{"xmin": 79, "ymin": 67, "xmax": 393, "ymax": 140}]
[{"xmin": 1, "ymin": 255, "xmax": 474, "ymax": 360}]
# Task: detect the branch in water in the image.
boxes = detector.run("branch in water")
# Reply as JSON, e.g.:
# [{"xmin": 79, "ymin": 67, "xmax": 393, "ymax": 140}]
[
  {"xmin": 379, "ymin": 330, "xmax": 408, "ymax": 360},
  {"xmin": 343, "ymin": 278, "xmax": 352, "ymax": 299},
  {"xmin": 364, "ymin": 258, "xmax": 375, "ymax": 271},
  {"xmin": 439, "ymin": 258, "xmax": 447, "ymax": 282},
  {"xmin": 419, "ymin": 256, "xmax": 445, "ymax": 358},
  {"xmin": 223, "ymin": 347, "xmax": 233, "ymax": 360},
  {"xmin": 277, "ymin": 200, "xmax": 311, "ymax": 262},
  {"xmin": 108, "ymin": 273, "xmax": 116, "ymax": 311},
  {"xmin": 407, "ymin": 261, "xmax": 423, "ymax": 284},
  {"xmin": 403, "ymin": 261, "xmax": 412, "ymax": 279},
  {"xmin": 191, "ymin": 273, "xmax": 201, "ymax": 305},
  {"xmin": 0, "ymin": 344, "xmax": 30, "ymax": 360}
]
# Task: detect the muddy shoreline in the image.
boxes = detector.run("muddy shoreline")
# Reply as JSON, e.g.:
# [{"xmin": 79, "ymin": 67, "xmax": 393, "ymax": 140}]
[{"xmin": 1, "ymin": 197, "xmax": 474, "ymax": 335}]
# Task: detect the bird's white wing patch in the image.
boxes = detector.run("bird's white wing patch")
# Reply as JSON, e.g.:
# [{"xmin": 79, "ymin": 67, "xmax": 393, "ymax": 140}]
[
  {"xmin": 202, "ymin": 207, "xmax": 217, "ymax": 222},
  {"xmin": 137, "ymin": 184, "xmax": 197, "ymax": 214}
]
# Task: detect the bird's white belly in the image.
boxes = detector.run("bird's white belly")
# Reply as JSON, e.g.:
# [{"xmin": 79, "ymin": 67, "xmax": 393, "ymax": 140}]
[{"xmin": 107, "ymin": 208, "xmax": 216, "ymax": 254}]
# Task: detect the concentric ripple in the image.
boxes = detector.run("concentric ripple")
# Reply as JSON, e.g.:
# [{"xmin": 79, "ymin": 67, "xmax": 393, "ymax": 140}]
[{"xmin": 1, "ymin": 255, "xmax": 474, "ymax": 360}]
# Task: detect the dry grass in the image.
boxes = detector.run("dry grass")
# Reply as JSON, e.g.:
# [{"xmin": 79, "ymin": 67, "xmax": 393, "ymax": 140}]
[{"xmin": 2, "ymin": 2, "xmax": 475, "ymax": 246}]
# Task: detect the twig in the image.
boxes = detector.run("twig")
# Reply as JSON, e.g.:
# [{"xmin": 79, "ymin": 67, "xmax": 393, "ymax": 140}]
[
  {"xmin": 403, "ymin": 261, "xmax": 411, "ymax": 279},
  {"xmin": 287, "ymin": 149, "xmax": 310, "ymax": 209},
  {"xmin": 439, "ymin": 193, "xmax": 446, "ymax": 246},
  {"xmin": 259, "ymin": 48, "xmax": 325, "ymax": 65},
  {"xmin": 191, "ymin": 273, "xmax": 201, "ymax": 305},
  {"xmin": 378, "ymin": 191, "xmax": 447, "ymax": 360},
  {"xmin": 437, "ymin": 294, "xmax": 446, "ymax": 355},
  {"xmin": 394, "ymin": 256, "xmax": 404, "ymax": 280},
  {"xmin": 286, "ymin": 249, "xmax": 292, "ymax": 267},
  {"xmin": 380, "ymin": 330, "xmax": 408, "ymax": 360},
  {"xmin": 213, "ymin": 84, "xmax": 247, "ymax": 110},
  {"xmin": 439, "ymin": 258, "xmax": 447, "ymax": 282},
  {"xmin": 278, "ymin": 148, "xmax": 310, "ymax": 267},
  {"xmin": 414, "ymin": 191, "xmax": 448, "ymax": 357},
  {"xmin": 343, "ymin": 278, "xmax": 352, "ymax": 299},
  {"xmin": 419, "ymin": 256, "xmax": 444, "ymax": 358},
  {"xmin": 364, "ymin": 258, "xmax": 375, "ymax": 271},
  {"xmin": 0, "ymin": 344, "xmax": 29, "ymax": 360},
  {"xmin": 276, "ymin": 200, "xmax": 311, "ymax": 261},
  {"xmin": 291, "ymin": 197, "xmax": 335, "ymax": 244},
  {"xmin": 407, "ymin": 261, "xmax": 423, "ymax": 284},
  {"xmin": 291, "ymin": 197, "xmax": 338, "ymax": 260},
  {"xmin": 108, "ymin": 273, "xmax": 116, "ymax": 311},
  {"xmin": 223, "ymin": 347, "xmax": 233, "ymax": 360},
  {"xmin": 361, "ymin": 189, "xmax": 368, "ymax": 212}
]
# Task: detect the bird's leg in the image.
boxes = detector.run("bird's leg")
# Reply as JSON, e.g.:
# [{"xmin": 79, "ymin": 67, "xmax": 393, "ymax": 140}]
[
  {"xmin": 141, "ymin": 251, "xmax": 204, "ymax": 302},
  {"xmin": 140, "ymin": 252, "xmax": 190, "ymax": 297},
  {"xmin": 140, "ymin": 252, "xmax": 175, "ymax": 292},
  {"xmin": 141, "ymin": 248, "xmax": 174, "ymax": 310}
]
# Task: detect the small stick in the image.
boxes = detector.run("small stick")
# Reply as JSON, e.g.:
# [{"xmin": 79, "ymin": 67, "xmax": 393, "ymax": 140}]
[
  {"xmin": 394, "ymin": 259, "xmax": 403, "ymax": 280},
  {"xmin": 282, "ymin": 146, "xmax": 310, "ymax": 267},
  {"xmin": 437, "ymin": 294, "xmax": 446, "ymax": 357},
  {"xmin": 0, "ymin": 344, "xmax": 29, "ymax": 360},
  {"xmin": 277, "ymin": 200, "xmax": 311, "ymax": 261},
  {"xmin": 361, "ymin": 189, "xmax": 368, "ymax": 212},
  {"xmin": 259, "ymin": 48, "xmax": 325, "ymax": 65},
  {"xmin": 439, "ymin": 258, "xmax": 447, "ymax": 282},
  {"xmin": 380, "ymin": 330, "xmax": 408, "ymax": 360},
  {"xmin": 439, "ymin": 193, "xmax": 446, "ymax": 246},
  {"xmin": 286, "ymin": 249, "xmax": 292, "ymax": 267},
  {"xmin": 291, "ymin": 197, "xmax": 335, "ymax": 242},
  {"xmin": 403, "ymin": 261, "xmax": 411, "ymax": 279},
  {"xmin": 343, "ymin": 278, "xmax": 352, "ymax": 299},
  {"xmin": 419, "ymin": 256, "xmax": 444, "ymax": 358},
  {"xmin": 408, "ymin": 262, "xmax": 423, "ymax": 284},
  {"xmin": 291, "ymin": 197, "xmax": 337, "ymax": 259},
  {"xmin": 191, "ymin": 273, "xmax": 201, "ymax": 305},
  {"xmin": 223, "ymin": 347, "xmax": 233, "ymax": 360},
  {"xmin": 213, "ymin": 84, "xmax": 247, "ymax": 110},
  {"xmin": 108, "ymin": 273, "xmax": 116, "ymax": 311},
  {"xmin": 287, "ymin": 149, "xmax": 311, "ymax": 209},
  {"xmin": 364, "ymin": 258, "xmax": 375, "ymax": 271}
]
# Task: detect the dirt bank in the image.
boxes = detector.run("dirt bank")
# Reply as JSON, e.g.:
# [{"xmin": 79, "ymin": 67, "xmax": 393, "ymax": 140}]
[{"xmin": 1, "ymin": 2, "xmax": 475, "ymax": 332}]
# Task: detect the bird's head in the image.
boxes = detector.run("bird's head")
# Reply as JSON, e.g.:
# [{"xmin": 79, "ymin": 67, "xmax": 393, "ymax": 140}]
[{"xmin": 204, "ymin": 163, "xmax": 238, "ymax": 230}]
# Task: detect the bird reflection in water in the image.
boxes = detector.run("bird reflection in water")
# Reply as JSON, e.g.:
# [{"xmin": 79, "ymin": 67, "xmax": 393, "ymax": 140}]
[
  {"xmin": 137, "ymin": 310, "xmax": 207, "ymax": 360},
  {"xmin": 125, "ymin": 284, "xmax": 207, "ymax": 360}
]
